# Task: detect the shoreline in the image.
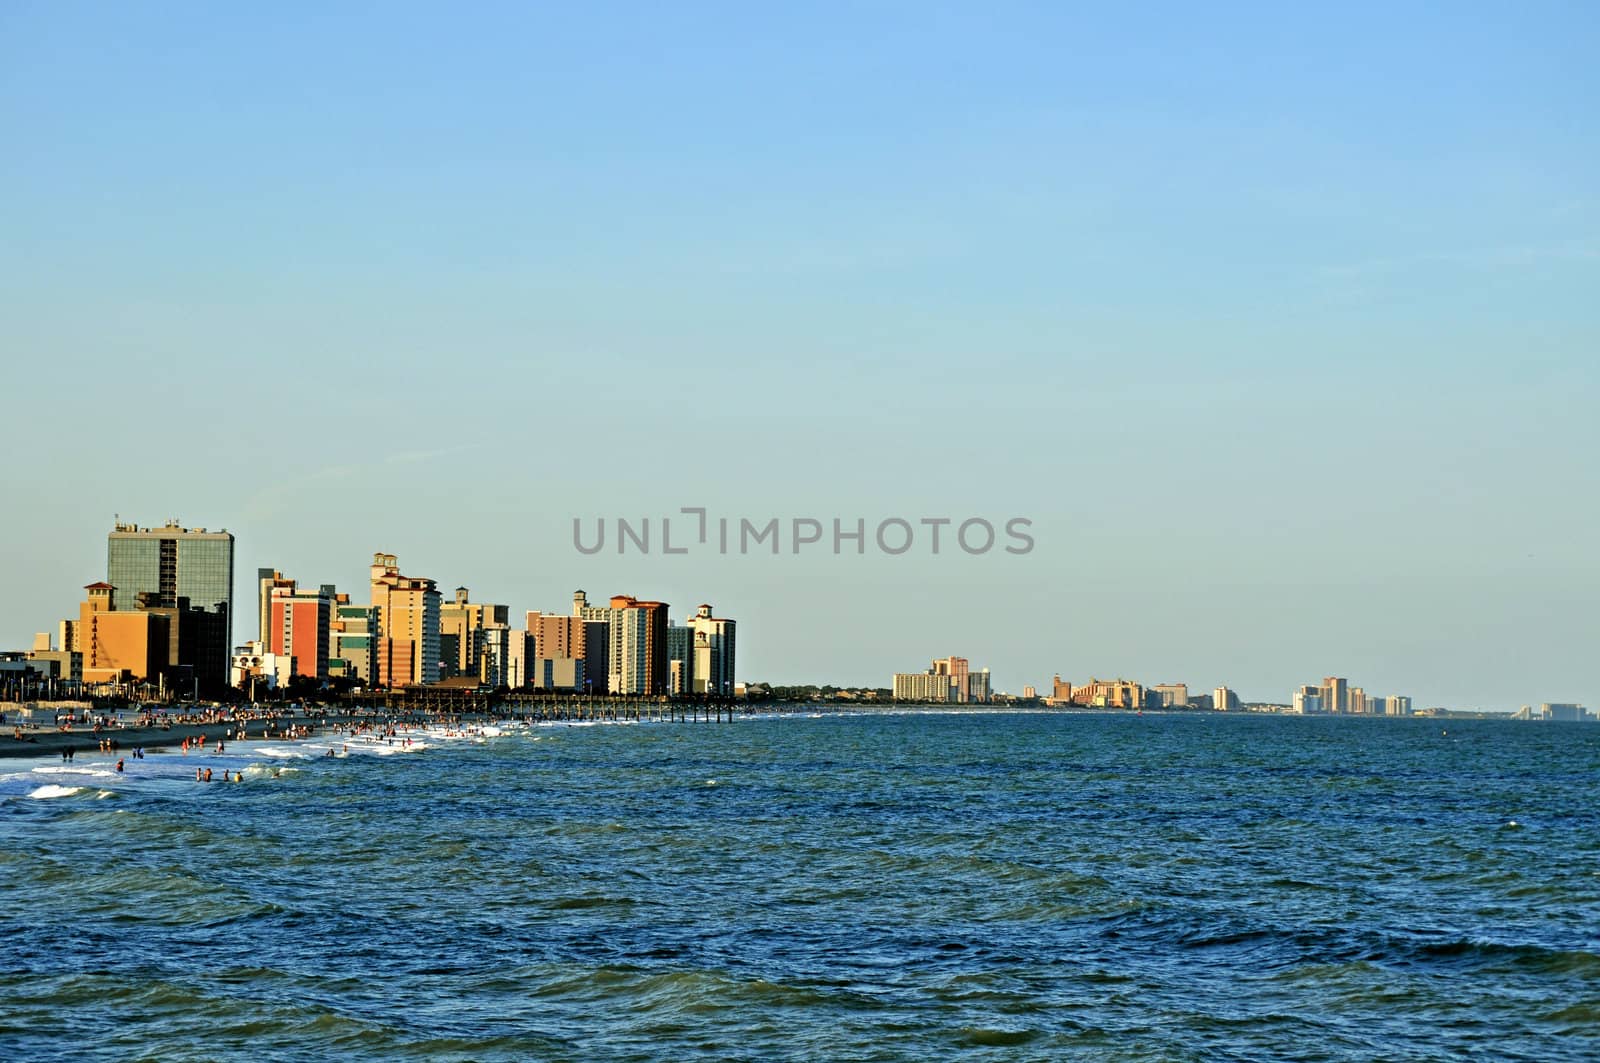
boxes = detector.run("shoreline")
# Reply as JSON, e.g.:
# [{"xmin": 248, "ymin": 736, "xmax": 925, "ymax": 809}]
[{"xmin": 0, "ymin": 722, "xmax": 297, "ymax": 761}]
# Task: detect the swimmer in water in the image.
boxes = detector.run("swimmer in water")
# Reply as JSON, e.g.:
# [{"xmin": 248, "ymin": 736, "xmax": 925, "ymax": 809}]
[{"xmin": 203, "ymin": 767, "xmax": 213, "ymax": 783}]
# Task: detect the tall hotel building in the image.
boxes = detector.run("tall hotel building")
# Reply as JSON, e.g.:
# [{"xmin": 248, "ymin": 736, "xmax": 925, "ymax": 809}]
[
  {"xmin": 1322, "ymin": 676, "xmax": 1348, "ymax": 715},
  {"xmin": 370, "ymin": 553, "xmax": 441, "ymax": 688},
  {"xmin": 666, "ymin": 604, "xmax": 738, "ymax": 696},
  {"xmin": 106, "ymin": 520, "xmax": 234, "ymax": 692},
  {"xmin": 439, "ymin": 587, "xmax": 509, "ymax": 679},
  {"xmin": 267, "ymin": 581, "xmax": 334, "ymax": 680},
  {"xmin": 893, "ymin": 657, "xmax": 992, "ymax": 703},
  {"xmin": 575, "ymin": 591, "xmax": 668, "ymax": 695}
]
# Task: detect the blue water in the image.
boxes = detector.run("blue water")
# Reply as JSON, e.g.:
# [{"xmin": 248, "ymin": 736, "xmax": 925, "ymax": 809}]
[{"xmin": 2, "ymin": 712, "xmax": 1597, "ymax": 1061}]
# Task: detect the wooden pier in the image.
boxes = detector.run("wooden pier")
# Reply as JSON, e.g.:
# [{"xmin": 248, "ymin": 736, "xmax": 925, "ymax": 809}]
[{"xmin": 351, "ymin": 688, "xmax": 744, "ymax": 723}]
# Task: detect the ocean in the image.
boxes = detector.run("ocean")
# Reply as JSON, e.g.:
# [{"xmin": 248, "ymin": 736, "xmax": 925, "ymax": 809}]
[{"xmin": 1, "ymin": 711, "xmax": 1596, "ymax": 1061}]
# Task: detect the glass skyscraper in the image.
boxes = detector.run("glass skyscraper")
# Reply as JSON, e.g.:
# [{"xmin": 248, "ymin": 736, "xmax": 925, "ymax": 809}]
[{"xmin": 107, "ymin": 519, "xmax": 235, "ymax": 655}]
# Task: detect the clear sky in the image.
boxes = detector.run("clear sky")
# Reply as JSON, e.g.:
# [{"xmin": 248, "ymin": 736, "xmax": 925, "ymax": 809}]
[{"xmin": 2, "ymin": 2, "xmax": 1596, "ymax": 710}]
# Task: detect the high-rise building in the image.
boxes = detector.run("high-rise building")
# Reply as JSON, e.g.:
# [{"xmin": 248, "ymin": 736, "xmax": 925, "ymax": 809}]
[
  {"xmin": 1293, "ymin": 686, "xmax": 1324, "ymax": 713},
  {"xmin": 268, "ymin": 582, "xmax": 333, "ymax": 679},
  {"xmin": 257, "ymin": 568, "xmax": 296, "ymax": 644},
  {"xmin": 475, "ymin": 625, "xmax": 512, "ymax": 688},
  {"xmin": 667, "ymin": 624, "xmax": 693, "ymax": 695},
  {"xmin": 1214, "ymin": 686, "xmax": 1234, "ymax": 711},
  {"xmin": 78, "ymin": 582, "xmax": 165, "ymax": 689},
  {"xmin": 369, "ymin": 553, "xmax": 441, "ymax": 688},
  {"xmin": 575, "ymin": 591, "xmax": 668, "ymax": 695},
  {"xmin": 526, "ymin": 607, "xmax": 596, "ymax": 692},
  {"xmin": 893, "ymin": 658, "xmax": 992, "ymax": 703},
  {"xmin": 893, "ymin": 671, "xmax": 953, "ymax": 702},
  {"xmin": 688, "ymin": 604, "xmax": 736, "ymax": 696},
  {"xmin": 439, "ymin": 587, "xmax": 509, "ymax": 679},
  {"xmin": 503, "ymin": 628, "xmax": 532, "ymax": 689},
  {"xmin": 328, "ymin": 596, "xmax": 378, "ymax": 683},
  {"xmin": 1322, "ymin": 676, "xmax": 1348, "ymax": 715},
  {"xmin": 1384, "ymin": 694, "xmax": 1412, "ymax": 716},
  {"xmin": 1152, "ymin": 683, "xmax": 1189, "ymax": 708},
  {"xmin": 139, "ymin": 592, "xmax": 230, "ymax": 697},
  {"xmin": 1066, "ymin": 678, "xmax": 1142, "ymax": 708},
  {"xmin": 107, "ymin": 520, "xmax": 233, "ymax": 681}
]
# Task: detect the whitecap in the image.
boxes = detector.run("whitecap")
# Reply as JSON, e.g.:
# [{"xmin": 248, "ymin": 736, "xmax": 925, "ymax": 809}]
[{"xmin": 29, "ymin": 784, "xmax": 85, "ymax": 799}]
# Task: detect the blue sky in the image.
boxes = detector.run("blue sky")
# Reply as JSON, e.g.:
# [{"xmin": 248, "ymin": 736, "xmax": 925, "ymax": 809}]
[{"xmin": 2, "ymin": 2, "xmax": 1596, "ymax": 709}]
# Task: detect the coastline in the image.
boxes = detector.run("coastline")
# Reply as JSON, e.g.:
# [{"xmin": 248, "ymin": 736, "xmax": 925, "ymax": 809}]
[{"xmin": 0, "ymin": 721, "xmax": 307, "ymax": 761}]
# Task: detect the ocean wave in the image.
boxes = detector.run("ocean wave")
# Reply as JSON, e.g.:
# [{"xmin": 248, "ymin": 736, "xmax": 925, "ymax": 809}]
[
  {"xmin": 28, "ymin": 784, "xmax": 86, "ymax": 799},
  {"xmin": 35, "ymin": 765, "xmax": 120, "ymax": 779},
  {"xmin": 256, "ymin": 746, "xmax": 312, "ymax": 760}
]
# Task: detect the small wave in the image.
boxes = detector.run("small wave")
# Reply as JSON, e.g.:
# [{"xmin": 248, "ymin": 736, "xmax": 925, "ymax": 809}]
[
  {"xmin": 35, "ymin": 765, "xmax": 119, "ymax": 779},
  {"xmin": 955, "ymin": 1027, "xmax": 1042, "ymax": 1048},
  {"xmin": 256, "ymin": 746, "xmax": 311, "ymax": 760},
  {"xmin": 28, "ymin": 784, "xmax": 86, "ymax": 799}
]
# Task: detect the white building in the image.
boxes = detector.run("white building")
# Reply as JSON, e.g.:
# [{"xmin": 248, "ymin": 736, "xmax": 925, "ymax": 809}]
[{"xmin": 230, "ymin": 641, "xmax": 293, "ymax": 691}]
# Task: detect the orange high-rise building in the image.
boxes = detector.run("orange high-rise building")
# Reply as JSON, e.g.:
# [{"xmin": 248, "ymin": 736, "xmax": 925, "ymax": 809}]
[{"xmin": 78, "ymin": 582, "xmax": 165, "ymax": 687}]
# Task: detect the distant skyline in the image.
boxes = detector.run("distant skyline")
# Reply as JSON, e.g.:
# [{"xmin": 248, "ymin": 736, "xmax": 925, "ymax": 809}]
[{"xmin": 1, "ymin": 3, "xmax": 1596, "ymax": 711}]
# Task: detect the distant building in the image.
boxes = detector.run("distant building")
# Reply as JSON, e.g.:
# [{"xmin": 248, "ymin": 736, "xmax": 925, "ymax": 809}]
[
  {"xmin": 475, "ymin": 625, "xmax": 512, "ymax": 688},
  {"xmin": 1152, "ymin": 683, "xmax": 1189, "ymax": 708},
  {"xmin": 78, "ymin": 582, "xmax": 164, "ymax": 689},
  {"xmin": 893, "ymin": 671, "xmax": 952, "ymax": 702},
  {"xmin": 1214, "ymin": 686, "xmax": 1235, "ymax": 711},
  {"xmin": 1543, "ymin": 702, "xmax": 1588, "ymax": 722},
  {"xmin": 526, "ymin": 606, "xmax": 596, "ymax": 693},
  {"xmin": 1322, "ymin": 676, "xmax": 1348, "ymax": 715},
  {"xmin": 529, "ymin": 657, "xmax": 585, "ymax": 691},
  {"xmin": 575, "ymin": 591, "xmax": 668, "ymax": 695},
  {"xmin": 1022, "ymin": 685, "xmax": 1037, "ymax": 699},
  {"xmin": 667, "ymin": 625, "xmax": 692, "ymax": 695},
  {"xmin": 1065, "ymin": 678, "xmax": 1143, "ymax": 709},
  {"xmin": 439, "ymin": 587, "xmax": 509, "ymax": 679},
  {"xmin": 370, "ymin": 553, "xmax": 441, "ymax": 687},
  {"xmin": 256, "ymin": 569, "xmax": 296, "ymax": 645},
  {"xmin": 1292, "ymin": 686, "xmax": 1324, "ymax": 714},
  {"xmin": 1046, "ymin": 674, "xmax": 1073, "ymax": 706},
  {"xmin": 329, "ymin": 597, "xmax": 378, "ymax": 683},
  {"xmin": 108, "ymin": 520, "xmax": 234, "ymax": 687},
  {"xmin": 688, "ymin": 604, "xmax": 737, "ymax": 696},
  {"xmin": 503, "ymin": 629, "xmax": 532, "ymax": 689},
  {"xmin": 26, "ymin": 632, "xmax": 81, "ymax": 683},
  {"xmin": 892, "ymin": 658, "xmax": 992, "ymax": 703},
  {"xmin": 231, "ymin": 640, "xmax": 294, "ymax": 691},
  {"xmin": 1384, "ymin": 695, "xmax": 1412, "ymax": 716},
  {"xmin": 1348, "ymin": 686, "xmax": 1368, "ymax": 715},
  {"xmin": 268, "ymin": 581, "xmax": 333, "ymax": 680}
]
